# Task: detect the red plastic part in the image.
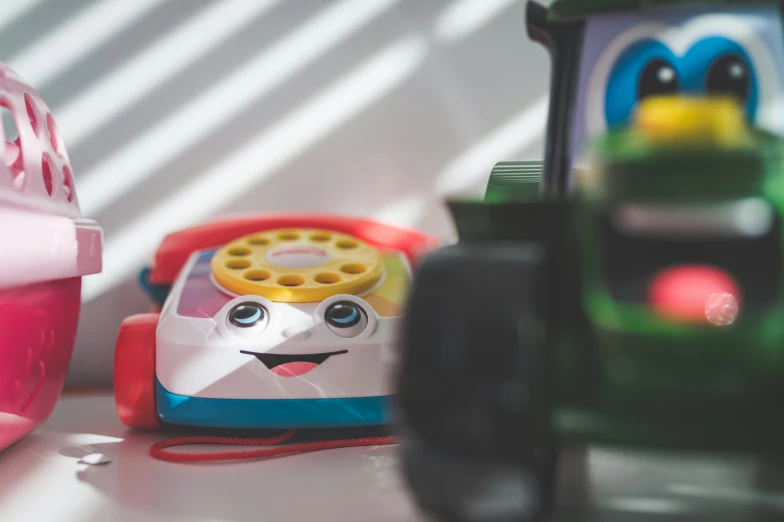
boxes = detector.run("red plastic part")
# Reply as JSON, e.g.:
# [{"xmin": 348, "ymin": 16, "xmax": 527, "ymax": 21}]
[
  {"xmin": 649, "ymin": 265, "xmax": 741, "ymax": 323},
  {"xmin": 114, "ymin": 313, "xmax": 160, "ymax": 429},
  {"xmin": 0, "ymin": 278, "xmax": 81, "ymax": 451},
  {"xmin": 149, "ymin": 430, "xmax": 397, "ymax": 463},
  {"xmin": 148, "ymin": 214, "xmax": 440, "ymax": 286}
]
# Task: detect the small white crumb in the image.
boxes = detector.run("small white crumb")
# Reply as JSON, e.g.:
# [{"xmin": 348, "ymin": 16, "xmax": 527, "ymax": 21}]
[{"xmin": 79, "ymin": 453, "xmax": 112, "ymax": 465}]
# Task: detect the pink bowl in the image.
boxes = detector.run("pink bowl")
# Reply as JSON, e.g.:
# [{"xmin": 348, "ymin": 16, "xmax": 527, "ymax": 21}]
[
  {"xmin": 0, "ymin": 279, "xmax": 81, "ymax": 449},
  {"xmin": 0, "ymin": 63, "xmax": 102, "ymax": 451}
]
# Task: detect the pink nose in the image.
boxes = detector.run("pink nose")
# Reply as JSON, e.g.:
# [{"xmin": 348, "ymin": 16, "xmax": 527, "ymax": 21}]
[{"xmin": 648, "ymin": 265, "xmax": 741, "ymax": 325}]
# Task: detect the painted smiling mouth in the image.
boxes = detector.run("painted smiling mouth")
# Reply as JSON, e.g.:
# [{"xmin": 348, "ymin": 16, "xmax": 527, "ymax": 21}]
[{"xmin": 240, "ymin": 350, "xmax": 348, "ymax": 377}]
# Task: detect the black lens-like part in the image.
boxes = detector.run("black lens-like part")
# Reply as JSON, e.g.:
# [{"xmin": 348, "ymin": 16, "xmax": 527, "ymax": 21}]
[
  {"xmin": 325, "ymin": 302, "xmax": 361, "ymax": 328},
  {"xmin": 324, "ymin": 301, "xmax": 368, "ymax": 338},
  {"xmin": 229, "ymin": 302, "xmax": 265, "ymax": 327},
  {"xmin": 637, "ymin": 58, "xmax": 680, "ymax": 101},
  {"xmin": 706, "ymin": 53, "xmax": 751, "ymax": 104}
]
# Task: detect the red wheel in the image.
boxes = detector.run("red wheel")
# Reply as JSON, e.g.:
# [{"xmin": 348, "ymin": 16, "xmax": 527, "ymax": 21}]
[{"xmin": 114, "ymin": 313, "xmax": 160, "ymax": 429}]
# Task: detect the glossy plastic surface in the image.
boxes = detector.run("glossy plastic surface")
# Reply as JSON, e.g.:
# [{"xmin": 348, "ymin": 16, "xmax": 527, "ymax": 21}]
[
  {"xmin": 0, "ymin": 65, "xmax": 81, "ymax": 219},
  {"xmin": 211, "ymin": 229, "xmax": 385, "ymax": 303},
  {"xmin": 147, "ymin": 214, "xmax": 438, "ymax": 285},
  {"xmin": 0, "ymin": 61, "xmax": 103, "ymax": 450},
  {"xmin": 122, "ymin": 216, "xmax": 437, "ymax": 430},
  {"xmin": 156, "ymin": 379, "xmax": 391, "ymax": 428},
  {"xmin": 156, "ymin": 247, "xmax": 409, "ymax": 427},
  {"xmin": 0, "ymin": 278, "xmax": 81, "ymax": 450},
  {"xmin": 0, "ymin": 207, "xmax": 102, "ymax": 289},
  {"xmin": 114, "ymin": 314, "xmax": 160, "ymax": 430},
  {"xmin": 0, "ymin": 60, "xmax": 102, "ymax": 287}
]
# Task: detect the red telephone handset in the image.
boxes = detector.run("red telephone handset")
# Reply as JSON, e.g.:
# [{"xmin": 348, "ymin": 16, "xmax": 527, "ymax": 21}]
[{"xmin": 147, "ymin": 214, "xmax": 439, "ymax": 286}]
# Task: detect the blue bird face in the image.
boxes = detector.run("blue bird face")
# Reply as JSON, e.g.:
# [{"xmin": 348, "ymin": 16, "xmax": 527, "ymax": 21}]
[
  {"xmin": 568, "ymin": 5, "xmax": 784, "ymax": 181},
  {"xmin": 604, "ymin": 36, "xmax": 758, "ymax": 127}
]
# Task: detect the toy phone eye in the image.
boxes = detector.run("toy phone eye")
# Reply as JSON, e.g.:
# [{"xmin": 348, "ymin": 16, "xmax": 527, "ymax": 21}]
[
  {"xmin": 324, "ymin": 301, "xmax": 368, "ymax": 338},
  {"xmin": 229, "ymin": 302, "xmax": 267, "ymax": 328}
]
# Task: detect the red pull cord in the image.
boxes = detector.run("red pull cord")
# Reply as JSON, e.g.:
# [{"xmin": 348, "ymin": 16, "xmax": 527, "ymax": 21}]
[{"xmin": 150, "ymin": 430, "xmax": 398, "ymax": 463}]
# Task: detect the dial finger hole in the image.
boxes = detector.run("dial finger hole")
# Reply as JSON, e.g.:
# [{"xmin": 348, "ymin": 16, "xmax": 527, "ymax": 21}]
[
  {"xmin": 314, "ymin": 273, "xmax": 341, "ymax": 285},
  {"xmin": 309, "ymin": 233, "xmax": 332, "ymax": 242},
  {"xmin": 248, "ymin": 236, "xmax": 269, "ymax": 246},
  {"xmin": 278, "ymin": 232, "xmax": 300, "ymax": 241},
  {"xmin": 340, "ymin": 263, "xmax": 366, "ymax": 274},
  {"xmin": 336, "ymin": 239, "xmax": 359, "ymax": 249},
  {"xmin": 277, "ymin": 274, "xmax": 305, "ymax": 287},
  {"xmin": 244, "ymin": 269, "xmax": 271, "ymax": 281},
  {"xmin": 228, "ymin": 246, "xmax": 251, "ymax": 256},
  {"xmin": 226, "ymin": 259, "xmax": 251, "ymax": 270}
]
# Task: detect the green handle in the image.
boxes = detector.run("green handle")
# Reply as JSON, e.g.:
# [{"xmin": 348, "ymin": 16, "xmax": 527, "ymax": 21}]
[{"xmin": 485, "ymin": 160, "xmax": 543, "ymax": 202}]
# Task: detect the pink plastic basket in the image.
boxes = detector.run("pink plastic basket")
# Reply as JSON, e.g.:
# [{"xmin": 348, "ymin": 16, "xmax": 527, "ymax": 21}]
[{"xmin": 0, "ymin": 63, "xmax": 102, "ymax": 451}]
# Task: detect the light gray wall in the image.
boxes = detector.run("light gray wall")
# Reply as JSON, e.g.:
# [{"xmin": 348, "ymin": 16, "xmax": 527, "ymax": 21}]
[{"xmin": 3, "ymin": 0, "xmax": 551, "ymax": 387}]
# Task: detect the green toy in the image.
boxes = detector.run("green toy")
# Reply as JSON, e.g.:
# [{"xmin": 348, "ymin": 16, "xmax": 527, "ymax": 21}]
[{"xmin": 400, "ymin": 1, "xmax": 784, "ymax": 521}]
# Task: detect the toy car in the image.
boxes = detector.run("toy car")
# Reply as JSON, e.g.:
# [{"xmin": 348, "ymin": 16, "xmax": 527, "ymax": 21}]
[
  {"xmin": 114, "ymin": 214, "xmax": 437, "ymax": 430},
  {"xmin": 397, "ymin": 1, "xmax": 784, "ymax": 521},
  {"xmin": 0, "ymin": 62, "xmax": 102, "ymax": 452}
]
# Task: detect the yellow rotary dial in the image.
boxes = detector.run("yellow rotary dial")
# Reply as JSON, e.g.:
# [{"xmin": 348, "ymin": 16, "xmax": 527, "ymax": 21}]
[{"xmin": 211, "ymin": 228, "xmax": 384, "ymax": 303}]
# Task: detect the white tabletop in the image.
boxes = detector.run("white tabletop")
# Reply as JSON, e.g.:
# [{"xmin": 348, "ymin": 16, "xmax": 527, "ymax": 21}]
[{"xmin": 1, "ymin": 391, "xmax": 783, "ymax": 522}]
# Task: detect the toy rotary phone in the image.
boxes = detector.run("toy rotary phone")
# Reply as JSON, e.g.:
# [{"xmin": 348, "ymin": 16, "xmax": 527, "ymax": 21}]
[{"xmin": 114, "ymin": 214, "xmax": 438, "ymax": 433}]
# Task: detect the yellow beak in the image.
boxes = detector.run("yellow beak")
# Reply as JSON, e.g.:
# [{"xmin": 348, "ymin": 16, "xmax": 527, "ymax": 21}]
[{"xmin": 635, "ymin": 95, "xmax": 750, "ymax": 146}]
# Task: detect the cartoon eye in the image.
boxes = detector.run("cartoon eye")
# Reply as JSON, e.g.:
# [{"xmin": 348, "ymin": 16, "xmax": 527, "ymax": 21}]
[
  {"xmin": 688, "ymin": 37, "xmax": 759, "ymax": 120},
  {"xmin": 229, "ymin": 302, "xmax": 266, "ymax": 328},
  {"xmin": 603, "ymin": 40, "xmax": 679, "ymax": 128},
  {"xmin": 638, "ymin": 58, "xmax": 680, "ymax": 100},
  {"xmin": 706, "ymin": 52, "xmax": 751, "ymax": 104},
  {"xmin": 325, "ymin": 301, "xmax": 368, "ymax": 338}
]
